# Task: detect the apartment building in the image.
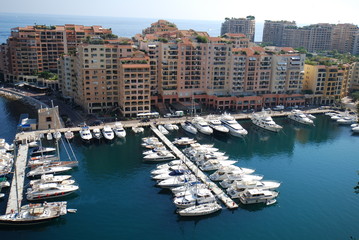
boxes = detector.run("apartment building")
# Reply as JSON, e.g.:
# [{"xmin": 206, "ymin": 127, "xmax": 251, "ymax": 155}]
[
  {"xmin": 142, "ymin": 20, "xmax": 178, "ymax": 35},
  {"xmin": 262, "ymin": 20, "xmax": 296, "ymax": 46},
  {"xmin": 3, "ymin": 24, "xmax": 112, "ymax": 82},
  {"xmin": 349, "ymin": 62, "xmax": 359, "ymax": 92},
  {"xmin": 331, "ymin": 24, "xmax": 358, "ymax": 54},
  {"xmin": 220, "ymin": 16, "xmax": 255, "ymax": 42},
  {"xmin": 303, "ymin": 63, "xmax": 350, "ymax": 105}
]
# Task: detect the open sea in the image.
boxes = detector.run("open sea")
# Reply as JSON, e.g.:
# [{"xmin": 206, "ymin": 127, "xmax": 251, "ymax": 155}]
[{"xmin": 0, "ymin": 95, "xmax": 359, "ymax": 239}]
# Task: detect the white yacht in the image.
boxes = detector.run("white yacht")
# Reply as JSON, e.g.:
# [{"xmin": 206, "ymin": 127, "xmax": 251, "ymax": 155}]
[
  {"xmin": 151, "ymin": 165, "xmax": 188, "ymax": 175},
  {"xmin": 157, "ymin": 174, "xmax": 197, "ymax": 188},
  {"xmin": 92, "ymin": 128, "xmax": 102, "ymax": 140},
  {"xmin": 177, "ymin": 202, "xmax": 222, "ymax": 217},
  {"xmin": 239, "ymin": 189, "xmax": 279, "ymax": 205},
  {"xmin": 53, "ymin": 131, "xmax": 62, "ymax": 140},
  {"xmin": 26, "ymin": 183, "xmax": 79, "ymax": 200},
  {"xmin": 173, "ymin": 188, "xmax": 216, "ymax": 208},
  {"xmin": 337, "ymin": 116, "xmax": 357, "ymax": 125},
  {"xmin": 26, "ymin": 166, "xmax": 72, "ymax": 178},
  {"xmin": 220, "ymin": 113, "xmax": 247, "ymax": 136},
  {"xmin": 64, "ymin": 131, "xmax": 74, "ymax": 140},
  {"xmin": 152, "ymin": 169, "xmax": 191, "ymax": 180},
  {"xmin": 209, "ymin": 171, "xmax": 263, "ymax": 182},
  {"xmin": 170, "ymin": 181, "xmax": 204, "ymax": 194},
  {"xmin": 79, "ymin": 126, "xmax": 92, "ymax": 141},
  {"xmin": 102, "ymin": 125, "xmax": 115, "ymax": 140},
  {"xmin": 206, "ymin": 115, "xmax": 229, "ymax": 134},
  {"xmin": 157, "ymin": 125, "xmax": 169, "ymax": 135},
  {"xmin": 46, "ymin": 133, "xmax": 53, "ymax": 141},
  {"xmin": 199, "ymin": 160, "xmax": 237, "ymax": 171},
  {"xmin": 164, "ymin": 124, "xmax": 178, "ymax": 131},
  {"xmin": 143, "ymin": 146, "xmax": 167, "ymax": 155},
  {"xmin": 113, "ymin": 122, "xmax": 126, "ymax": 138},
  {"xmin": 132, "ymin": 126, "xmax": 144, "ymax": 133},
  {"xmin": 29, "ymin": 174, "xmax": 72, "ymax": 186},
  {"xmin": 180, "ymin": 121, "xmax": 197, "ymax": 134},
  {"xmin": 31, "ymin": 147, "xmax": 56, "ymax": 156},
  {"xmin": 172, "ymin": 137, "xmax": 196, "ymax": 146},
  {"xmin": 251, "ymin": 110, "xmax": 282, "ymax": 132},
  {"xmin": 351, "ymin": 123, "xmax": 359, "ymax": 133},
  {"xmin": 288, "ymin": 110, "xmax": 314, "ymax": 125},
  {"xmin": 191, "ymin": 117, "xmax": 213, "ymax": 135},
  {"xmin": 226, "ymin": 180, "xmax": 281, "ymax": 198},
  {"xmin": 143, "ymin": 150, "xmax": 176, "ymax": 162}
]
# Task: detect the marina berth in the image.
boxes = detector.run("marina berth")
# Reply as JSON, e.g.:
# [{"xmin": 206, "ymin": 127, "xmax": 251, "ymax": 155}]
[
  {"xmin": 102, "ymin": 125, "xmax": 115, "ymax": 140},
  {"xmin": 0, "ymin": 201, "xmax": 68, "ymax": 226},
  {"xmin": 177, "ymin": 202, "xmax": 222, "ymax": 217},
  {"xmin": 191, "ymin": 116, "xmax": 213, "ymax": 135},
  {"xmin": 180, "ymin": 121, "xmax": 198, "ymax": 134},
  {"xmin": 79, "ymin": 126, "xmax": 92, "ymax": 141},
  {"xmin": 239, "ymin": 189, "xmax": 279, "ymax": 205},
  {"xmin": 112, "ymin": 122, "xmax": 126, "ymax": 138},
  {"xmin": 46, "ymin": 132, "xmax": 53, "ymax": 141},
  {"xmin": 288, "ymin": 110, "xmax": 314, "ymax": 125},
  {"xmin": 220, "ymin": 112, "xmax": 248, "ymax": 136},
  {"xmin": 209, "ymin": 171, "xmax": 263, "ymax": 182},
  {"xmin": 0, "ymin": 153, "xmax": 14, "ymax": 176},
  {"xmin": 154, "ymin": 160, "xmax": 184, "ymax": 169},
  {"xmin": 251, "ymin": 110, "xmax": 282, "ymax": 132}
]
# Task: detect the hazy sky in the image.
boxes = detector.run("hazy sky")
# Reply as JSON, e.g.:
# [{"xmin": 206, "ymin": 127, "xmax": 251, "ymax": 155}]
[{"xmin": 1, "ymin": 0, "xmax": 358, "ymax": 25}]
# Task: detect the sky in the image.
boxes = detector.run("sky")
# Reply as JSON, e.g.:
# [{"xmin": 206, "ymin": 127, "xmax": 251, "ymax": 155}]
[{"xmin": 1, "ymin": 0, "xmax": 358, "ymax": 25}]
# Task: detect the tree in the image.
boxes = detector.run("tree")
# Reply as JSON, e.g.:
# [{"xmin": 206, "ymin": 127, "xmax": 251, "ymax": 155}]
[{"xmin": 351, "ymin": 91, "xmax": 359, "ymax": 102}]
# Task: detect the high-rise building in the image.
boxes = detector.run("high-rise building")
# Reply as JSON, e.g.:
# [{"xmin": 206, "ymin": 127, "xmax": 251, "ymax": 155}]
[
  {"xmin": 349, "ymin": 62, "xmax": 359, "ymax": 92},
  {"xmin": 3, "ymin": 24, "xmax": 112, "ymax": 81},
  {"xmin": 331, "ymin": 24, "xmax": 358, "ymax": 54},
  {"xmin": 262, "ymin": 20, "xmax": 296, "ymax": 46},
  {"xmin": 220, "ymin": 16, "xmax": 255, "ymax": 42}
]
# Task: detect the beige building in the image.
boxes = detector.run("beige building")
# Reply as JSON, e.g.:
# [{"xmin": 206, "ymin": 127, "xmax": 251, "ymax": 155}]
[
  {"xmin": 331, "ymin": 24, "xmax": 358, "ymax": 54},
  {"xmin": 262, "ymin": 20, "xmax": 296, "ymax": 46},
  {"xmin": 349, "ymin": 62, "xmax": 359, "ymax": 92},
  {"xmin": 37, "ymin": 106, "xmax": 62, "ymax": 130}
]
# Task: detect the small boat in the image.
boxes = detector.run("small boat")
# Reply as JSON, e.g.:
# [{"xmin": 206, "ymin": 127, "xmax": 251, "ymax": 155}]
[
  {"xmin": 239, "ymin": 189, "xmax": 279, "ymax": 205},
  {"xmin": 226, "ymin": 180, "xmax": 281, "ymax": 198},
  {"xmin": 143, "ymin": 150, "xmax": 176, "ymax": 162},
  {"xmin": 0, "ymin": 177, "xmax": 10, "ymax": 188},
  {"xmin": 164, "ymin": 124, "xmax": 178, "ymax": 131},
  {"xmin": 92, "ymin": 128, "xmax": 102, "ymax": 140},
  {"xmin": 172, "ymin": 137, "xmax": 196, "ymax": 146},
  {"xmin": 0, "ymin": 201, "xmax": 68, "ymax": 225},
  {"xmin": 191, "ymin": 117, "xmax": 213, "ymax": 135},
  {"xmin": 26, "ymin": 166, "xmax": 72, "ymax": 178},
  {"xmin": 150, "ymin": 165, "xmax": 187, "ymax": 175},
  {"xmin": 64, "ymin": 131, "xmax": 74, "ymax": 140},
  {"xmin": 177, "ymin": 202, "xmax": 222, "ymax": 217},
  {"xmin": 53, "ymin": 131, "xmax": 62, "ymax": 140},
  {"xmin": 29, "ymin": 174, "xmax": 72, "ymax": 186},
  {"xmin": 79, "ymin": 126, "xmax": 92, "ymax": 141},
  {"xmin": 180, "ymin": 121, "xmax": 197, "ymax": 134},
  {"xmin": 102, "ymin": 125, "xmax": 115, "ymax": 140},
  {"xmin": 30, "ymin": 154, "xmax": 56, "ymax": 161},
  {"xmin": 26, "ymin": 183, "xmax": 79, "ymax": 201},
  {"xmin": 198, "ymin": 160, "xmax": 237, "ymax": 171},
  {"xmin": 46, "ymin": 133, "xmax": 53, "ymax": 141},
  {"xmin": 351, "ymin": 124, "xmax": 359, "ymax": 133},
  {"xmin": 209, "ymin": 171, "xmax": 263, "ymax": 182},
  {"xmin": 132, "ymin": 126, "xmax": 144, "ymax": 133},
  {"xmin": 220, "ymin": 113, "xmax": 247, "ymax": 136},
  {"xmin": 31, "ymin": 147, "xmax": 56, "ymax": 156},
  {"xmin": 152, "ymin": 169, "xmax": 191, "ymax": 180},
  {"xmin": 173, "ymin": 188, "xmax": 216, "ymax": 208},
  {"xmin": 113, "ymin": 122, "xmax": 126, "ymax": 138},
  {"xmin": 28, "ymin": 141, "xmax": 39, "ymax": 148},
  {"xmin": 143, "ymin": 146, "xmax": 167, "ymax": 155},
  {"xmin": 306, "ymin": 113, "xmax": 316, "ymax": 120},
  {"xmin": 158, "ymin": 125, "xmax": 169, "ymax": 135},
  {"xmin": 337, "ymin": 116, "xmax": 357, "ymax": 125},
  {"xmin": 154, "ymin": 160, "xmax": 183, "ymax": 170},
  {"xmin": 157, "ymin": 174, "xmax": 198, "ymax": 188}
]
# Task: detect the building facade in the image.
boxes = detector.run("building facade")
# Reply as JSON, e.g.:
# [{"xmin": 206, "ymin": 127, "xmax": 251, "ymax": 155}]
[
  {"xmin": 220, "ymin": 16, "xmax": 255, "ymax": 42},
  {"xmin": 262, "ymin": 20, "xmax": 296, "ymax": 46}
]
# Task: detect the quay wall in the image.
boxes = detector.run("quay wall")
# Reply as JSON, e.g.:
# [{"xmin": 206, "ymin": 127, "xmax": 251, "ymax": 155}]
[{"xmin": 0, "ymin": 88, "xmax": 49, "ymax": 109}]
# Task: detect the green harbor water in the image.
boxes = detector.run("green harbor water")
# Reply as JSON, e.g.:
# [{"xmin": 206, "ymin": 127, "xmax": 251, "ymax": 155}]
[{"xmin": 0, "ymin": 97, "xmax": 359, "ymax": 240}]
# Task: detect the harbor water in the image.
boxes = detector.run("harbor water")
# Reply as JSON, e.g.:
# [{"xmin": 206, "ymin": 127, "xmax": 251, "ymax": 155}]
[{"xmin": 0, "ymin": 96, "xmax": 358, "ymax": 239}]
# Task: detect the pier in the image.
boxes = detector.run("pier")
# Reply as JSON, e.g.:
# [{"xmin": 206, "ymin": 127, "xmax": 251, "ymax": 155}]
[
  {"xmin": 6, "ymin": 143, "xmax": 28, "ymax": 214},
  {"xmin": 149, "ymin": 123, "xmax": 238, "ymax": 209}
]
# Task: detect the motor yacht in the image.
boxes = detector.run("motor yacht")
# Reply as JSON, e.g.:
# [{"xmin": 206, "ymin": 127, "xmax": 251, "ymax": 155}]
[
  {"xmin": 113, "ymin": 122, "xmax": 126, "ymax": 138},
  {"xmin": 151, "ymin": 169, "xmax": 191, "ymax": 180},
  {"xmin": 164, "ymin": 124, "xmax": 178, "ymax": 131},
  {"xmin": 158, "ymin": 125, "xmax": 169, "ymax": 135},
  {"xmin": 191, "ymin": 117, "xmax": 213, "ymax": 135},
  {"xmin": 251, "ymin": 110, "xmax": 282, "ymax": 132},
  {"xmin": 26, "ymin": 166, "xmax": 72, "ymax": 178},
  {"xmin": 206, "ymin": 115, "xmax": 229, "ymax": 134},
  {"xmin": 102, "ymin": 125, "xmax": 115, "ymax": 140},
  {"xmin": 26, "ymin": 183, "xmax": 79, "ymax": 200},
  {"xmin": 29, "ymin": 174, "xmax": 72, "ymax": 186},
  {"xmin": 220, "ymin": 113, "xmax": 247, "ymax": 136},
  {"xmin": 92, "ymin": 128, "xmax": 102, "ymax": 140},
  {"xmin": 351, "ymin": 123, "xmax": 359, "ymax": 133},
  {"xmin": 173, "ymin": 188, "xmax": 216, "ymax": 208},
  {"xmin": 157, "ymin": 174, "xmax": 197, "ymax": 188},
  {"xmin": 337, "ymin": 116, "xmax": 357, "ymax": 125},
  {"xmin": 172, "ymin": 137, "xmax": 196, "ymax": 146},
  {"xmin": 79, "ymin": 126, "xmax": 92, "ymax": 141},
  {"xmin": 180, "ymin": 121, "xmax": 197, "ymax": 134},
  {"xmin": 239, "ymin": 189, "xmax": 279, "ymax": 205},
  {"xmin": 64, "ymin": 131, "xmax": 74, "ymax": 140},
  {"xmin": 288, "ymin": 110, "xmax": 314, "ymax": 125},
  {"xmin": 226, "ymin": 180, "xmax": 281, "ymax": 198},
  {"xmin": 143, "ymin": 150, "xmax": 176, "ymax": 162},
  {"xmin": 132, "ymin": 126, "xmax": 144, "ymax": 133}
]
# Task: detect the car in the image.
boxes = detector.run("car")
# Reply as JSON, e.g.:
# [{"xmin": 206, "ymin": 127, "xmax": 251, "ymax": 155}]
[
  {"xmin": 163, "ymin": 113, "xmax": 172, "ymax": 118},
  {"xmin": 140, "ymin": 118, "xmax": 150, "ymax": 122},
  {"xmin": 77, "ymin": 122, "xmax": 87, "ymax": 128},
  {"xmin": 90, "ymin": 120, "xmax": 104, "ymax": 126}
]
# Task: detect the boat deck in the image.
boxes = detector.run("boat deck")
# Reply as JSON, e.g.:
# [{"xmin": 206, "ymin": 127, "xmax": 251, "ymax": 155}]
[
  {"xmin": 6, "ymin": 143, "xmax": 28, "ymax": 214},
  {"xmin": 150, "ymin": 123, "xmax": 238, "ymax": 209}
]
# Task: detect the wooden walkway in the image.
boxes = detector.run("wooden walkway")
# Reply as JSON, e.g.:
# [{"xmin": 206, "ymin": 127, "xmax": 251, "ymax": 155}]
[
  {"xmin": 6, "ymin": 143, "xmax": 28, "ymax": 214},
  {"xmin": 150, "ymin": 123, "xmax": 238, "ymax": 209}
]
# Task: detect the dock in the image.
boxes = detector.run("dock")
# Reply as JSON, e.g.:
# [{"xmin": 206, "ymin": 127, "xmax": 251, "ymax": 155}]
[
  {"xmin": 149, "ymin": 123, "xmax": 238, "ymax": 209},
  {"xmin": 6, "ymin": 143, "xmax": 28, "ymax": 214}
]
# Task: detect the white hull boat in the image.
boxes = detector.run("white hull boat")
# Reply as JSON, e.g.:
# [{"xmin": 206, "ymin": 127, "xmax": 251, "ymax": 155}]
[
  {"xmin": 132, "ymin": 126, "xmax": 144, "ymax": 133},
  {"xmin": 27, "ymin": 166, "xmax": 72, "ymax": 178},
  {"xmin": 164, "ymin": 124, "xmax": 178, "ymax": 131},
  {"xmin": 198, "ymin": 160, "xmax": 237, "ymax": 171},
  {"xmin": 27, "ymin": 183, "xmax": 79, "ymax": 200},
  {"xmin": 79, "ymin": 126, "xmax": 92, "ymax": 141},
  {"xmin": 152, "ymin": 169, "xmax": 191, "ymax": 180},
  {"xmin": 64, "ymin": 131, "xmax": 74, "ymax": 140},
  {"xmin": 113, "ymin": 122, "xmax": 126, "ymax": 138},
  {"xmin": 177, "ymin": 202, "xmax": 222, "ymax": 216},
  {"xmin": 92, "ymin": 128, "xmax": 102, "ymax": 140},
  {"xmin": 172, "ymin": 137, "xmax": 196, "ymax": 146},
  {"xmin": 157, "ymin": 174, "xmax": 197, "ymax": 188},
  {"xmin": 53, "ymin": 131, "xmax": 62, "ymax": 140},
  {"xmin": 158, "ymin": 125, "xmax": 169, "ymax": 135},
  {"xmin": 31, "ymin": 147, "xmax": 56, "ymax": 156},
  {"xmin": 191, "ymin": 117, "xmax": 213, "ymax": 135},
  {"xmin": 220, "ymin": 113, "xmax": 247, "ymax": 136},
  {"xmin": 181, "ymin": 121, "xmax": 197, "ymax": 134},
  {"xmin": 239, "ymin": 189, "xmax": 278, "ymax": 205},
  {"xmin": 29, "ymin": 174, "xmax": 72, "ymax": 186},
  {"xmin": 251, "ymin": 111, "xmax": 282, "ymax": 132},
  {"xmin": 173, "ymin": 188, "xmax": 216, "ymax": 208},
  {"xmin": 288, "ymin": 110, "xmax": 314, "ymax": 125},
  {"xmin": 151, "ymin": 165, "xmax": 188, "ymax": 175},
  {"xmin": 143, "ymin": 150, "xmax": 176, "ymax": 161},
  {"xmin": 102, "ymin": 125, "xmax": 115, "ymax": 140},
  {"xmin": 227, "ymin": 180, "xmax": 281, "ymax": 198},
  {"xmin": 337, "ymin": 116, "xmax": 357, "ymax": 125},
  {"xmin": 46, "ymin": 133, "xmax": 53, "ymax": 141},
  {"xmin": 206, "ymin": 116, "xmax": 229, "ymax": 134}
]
